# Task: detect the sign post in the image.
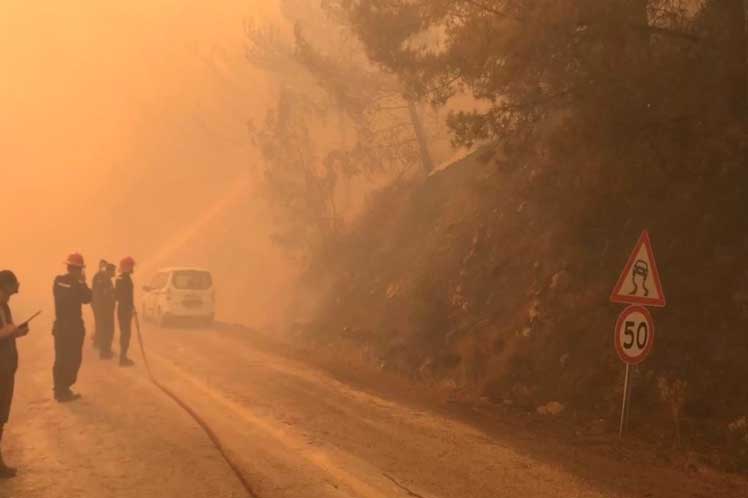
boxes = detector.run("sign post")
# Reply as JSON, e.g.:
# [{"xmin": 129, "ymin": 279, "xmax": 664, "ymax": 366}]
[
  {"xmin": 619, "ymin": 364, "xmax": 630, "ymax": 438},
  {"xmin": 613, "ymin": 305, "xmax": 655, "ymax": 437},
  {"xmin": 610, "ymin": 230, "xmax": 665, "ymax": 439}
]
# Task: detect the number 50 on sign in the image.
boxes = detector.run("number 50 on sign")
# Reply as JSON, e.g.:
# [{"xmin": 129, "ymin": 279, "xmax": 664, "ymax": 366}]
[{"xmin": 614, "ymin": 305, "xmax": 655, "ymax": 365}]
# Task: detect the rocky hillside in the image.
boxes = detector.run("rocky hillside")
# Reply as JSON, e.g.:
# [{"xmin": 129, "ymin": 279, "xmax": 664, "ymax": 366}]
[{"xmin": 291, "ymin": 143, "xmax": 748, "ymax": 471}]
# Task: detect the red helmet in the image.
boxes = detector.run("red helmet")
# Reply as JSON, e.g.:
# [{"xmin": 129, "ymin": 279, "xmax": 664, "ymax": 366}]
[
  {"xmin": 119, "ymin": 256, "xmax": 135, "ymax": 273},
  {"xmin": 65, "ymin": 253, "xmax": 86, "ymax": 268}
]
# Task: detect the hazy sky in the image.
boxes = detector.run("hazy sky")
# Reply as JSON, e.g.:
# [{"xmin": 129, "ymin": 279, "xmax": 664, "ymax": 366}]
[
  {"xmin": 1, "ymin": 1, "xmax": 292, "ymax": 321},
  {"xmin": 1, "ymin": 0, "xmax": 279, "ymax": 179}
]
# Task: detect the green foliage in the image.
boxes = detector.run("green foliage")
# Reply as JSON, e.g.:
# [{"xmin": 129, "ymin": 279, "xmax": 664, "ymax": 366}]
[
  {"xmin": 249, "ymin": 89, "xmax": 339, "ymax": 258},
  {"xmin": 246, "ymin": 0, "xmax": 446, "ymax": 258},
  {"xmin": 342, "ymin": 0, "xmax": 748, "ymax": 158},
  {"xmin": 291, "ymin": 23, "xmax": 425, "ymax": 175}
]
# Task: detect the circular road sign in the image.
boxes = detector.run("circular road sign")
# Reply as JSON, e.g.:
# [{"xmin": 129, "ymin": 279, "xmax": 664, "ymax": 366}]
[{"xmin": 614, "ymin": 305, "xmax": 655, "ymax": 365}]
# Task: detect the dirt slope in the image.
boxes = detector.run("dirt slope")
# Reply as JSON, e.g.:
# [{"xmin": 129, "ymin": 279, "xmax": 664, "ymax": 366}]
[{"xmin": 293, "ymin": 144, "xmax": 748, "ymax": 470}]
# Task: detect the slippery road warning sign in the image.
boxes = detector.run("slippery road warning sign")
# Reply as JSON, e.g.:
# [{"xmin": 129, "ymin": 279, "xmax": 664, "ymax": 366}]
[
  {"xmin": 614, "ymin": 305, "xmax": 655, "ymax": 365},
  {"xmin": 610, "ymin": 230, "xmax": 666, "ymax": 307}
]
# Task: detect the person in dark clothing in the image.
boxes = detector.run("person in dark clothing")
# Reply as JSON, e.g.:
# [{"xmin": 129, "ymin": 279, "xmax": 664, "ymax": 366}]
[
  {"xmin": 90, "ymin": 260, "xmax": 107, "ymax": 349},
  {"xmin": 53, "ymin": 253, "xmax": 92, "ymax": 402},
  {"xmin": 92, "ymin": 260, "xmax": 116, "ymax": 359},
  {"xmin": 0, "ymin": 270, "xmax": 29, "ymax": 478},
  {"xmin": 115, "ymin": 257, "xmax": 136, "ymax": 367}
]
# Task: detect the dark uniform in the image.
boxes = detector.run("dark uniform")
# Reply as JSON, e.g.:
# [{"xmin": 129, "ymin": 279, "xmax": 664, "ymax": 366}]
[
  {"xmin": 0, "ymin": 269, "xmax": 24, "ymax": 478},
  {"xmin": 0, "ymin": 303, "xmax": 17, "ymax": 429},
  {"xmin": 53, "ymin": 274, "xmax": 92, "ymax": 397},
  {"xmin": 92, "ymin": 266, "xmax": 115, "ymax": 355},
  {"xmin": 115, "ymin": 273, "xmax": 134, "ymax": 363}
]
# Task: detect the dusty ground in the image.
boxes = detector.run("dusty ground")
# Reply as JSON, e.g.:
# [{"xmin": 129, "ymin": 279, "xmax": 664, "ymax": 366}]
[{"xmin": 2, "ymin": 316, "xmax": 746, "ymax": 498}]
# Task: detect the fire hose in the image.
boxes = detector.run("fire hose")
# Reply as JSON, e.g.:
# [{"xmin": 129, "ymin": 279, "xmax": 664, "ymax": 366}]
[{"xmin": 133, "ymin": 313, "xmax": 259, "ymax": 497}]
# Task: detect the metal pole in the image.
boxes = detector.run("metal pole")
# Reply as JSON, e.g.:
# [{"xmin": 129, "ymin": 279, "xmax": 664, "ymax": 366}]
[
  {"xmin": 618, "ymin": 364, "xmax": 631, "ymax": 439},
  {"xmin": 625, "ymin": 366, "xmax": 635, "ymax": 433}
]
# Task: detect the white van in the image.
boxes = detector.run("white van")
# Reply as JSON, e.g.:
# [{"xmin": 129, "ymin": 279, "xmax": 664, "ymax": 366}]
[{"xmin": 141, "ymin": 267, "xmax": 215, "ymax": 326}]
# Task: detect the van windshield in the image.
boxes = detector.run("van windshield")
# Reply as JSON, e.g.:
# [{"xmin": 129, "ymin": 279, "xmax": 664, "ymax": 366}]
[{"xmin": 172, "ymin": 271, "xmax": 212, "ymax": 290}]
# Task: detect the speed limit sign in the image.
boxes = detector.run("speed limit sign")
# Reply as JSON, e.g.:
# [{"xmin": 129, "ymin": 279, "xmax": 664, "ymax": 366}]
[{"xmin": 614, "ymin": 305, "xmax": 655, "ymax": 365}]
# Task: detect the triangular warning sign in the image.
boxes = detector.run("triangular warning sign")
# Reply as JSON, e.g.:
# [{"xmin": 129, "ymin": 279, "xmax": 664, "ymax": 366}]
[{"xmin": 610, "ymin": 230, "xmax": 666, "ymax": 307}]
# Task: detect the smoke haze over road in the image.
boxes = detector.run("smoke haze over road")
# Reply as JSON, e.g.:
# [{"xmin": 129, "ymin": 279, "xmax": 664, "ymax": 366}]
[{"xmin": 2, "ymin": 0, "xmax": 292, "ymax": 323}]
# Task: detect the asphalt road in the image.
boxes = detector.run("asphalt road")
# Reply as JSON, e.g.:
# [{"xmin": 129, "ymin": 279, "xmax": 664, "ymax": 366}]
[{"xmin": 2, "ymin": 316, "xmax": 746, "ymax": 498}]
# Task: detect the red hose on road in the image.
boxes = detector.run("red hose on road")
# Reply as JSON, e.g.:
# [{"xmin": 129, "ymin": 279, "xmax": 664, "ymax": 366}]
[{"xmin": 133, "ymin": 314, "xmax": 259, "ymax": 498}]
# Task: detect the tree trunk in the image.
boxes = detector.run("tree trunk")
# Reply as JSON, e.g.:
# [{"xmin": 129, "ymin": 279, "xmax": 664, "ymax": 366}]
[
  {"xmin": 723, "ymin": 0, "xmax": 748, "ymax": 122},
  {"xmin": 407, "ymin": 100, "xmax": 435, "ymax": 174},
  {"xmin": 628, "ymin": 0, "xmax": 650, "ymax": 53}
]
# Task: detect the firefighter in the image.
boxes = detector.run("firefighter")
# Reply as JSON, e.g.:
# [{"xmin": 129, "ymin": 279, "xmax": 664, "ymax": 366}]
[
  {"xmin": 115, "ymin": 257, "xmax": 136, "ymax": 367},
  {"xmin": 53, "ymin": 253, "xmax": 92, "ymax": 402},
  {"xmin": 0, "ymin": 271, "xmax": 28, "ymax": 478},
  {"xmin": 90, "ymin": 260, "xmax": 105, "ymax": 349},
  {"xmin": 92, "ymin": 260, "xmax": 116, "ymax": 359}
]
